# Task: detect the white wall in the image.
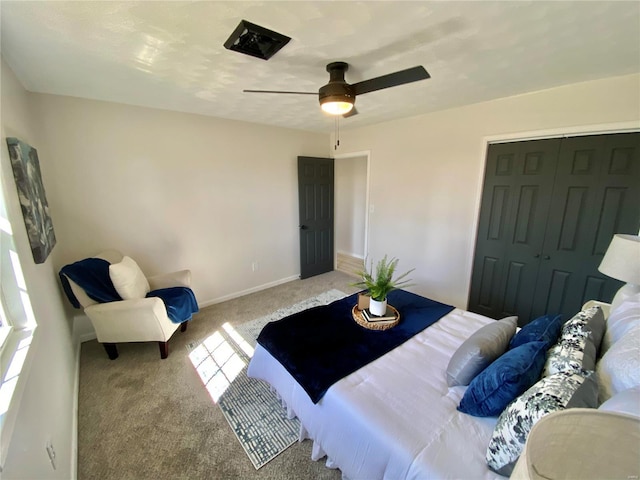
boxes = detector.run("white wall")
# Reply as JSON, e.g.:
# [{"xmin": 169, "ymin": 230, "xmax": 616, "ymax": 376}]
[
  {"xmin": 335, "ymin": 155, "xmax": 367, "ymax": 258},
  {"xmin": 31, "ymin": 94, "xmax": 329, "ymax": 306},
  {"xmin": 1, "ymin": 60, "xmax": 77, "ymax": 479},
  {"xmin": 335, "ymin": 74, "xmax": 640, "ymax": 308}
]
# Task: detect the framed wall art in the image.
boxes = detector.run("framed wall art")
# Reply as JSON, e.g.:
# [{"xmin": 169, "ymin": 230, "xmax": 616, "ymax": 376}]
[{"xmin": 6, "ymin": 137, "xmax": 56, "ymax": 264}]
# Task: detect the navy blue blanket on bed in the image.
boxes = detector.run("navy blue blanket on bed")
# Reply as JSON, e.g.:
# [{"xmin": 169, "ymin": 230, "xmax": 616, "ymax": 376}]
[{"xmin": 256, "ymin": 289, "xmax": 455, "ymax": 403}]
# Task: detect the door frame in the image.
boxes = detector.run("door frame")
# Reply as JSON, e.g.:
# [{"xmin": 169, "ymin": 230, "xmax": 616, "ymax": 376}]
[
  {"xmin": 466, "ymin": 120, "xmax": 640, "ymax": 308},
  {"xmin": 332, "ymin": 150, "xmax": 371, "ymax": 270}
]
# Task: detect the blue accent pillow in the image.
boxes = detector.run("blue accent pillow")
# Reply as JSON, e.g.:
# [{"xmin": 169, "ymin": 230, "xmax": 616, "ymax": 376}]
[
  {"xmin": 457, "ymin": 341, "xmax": 548, "ymax": 417},
  {"xmin": 508, "ymin": 314, "xmax": 562, "ymax": 350}
]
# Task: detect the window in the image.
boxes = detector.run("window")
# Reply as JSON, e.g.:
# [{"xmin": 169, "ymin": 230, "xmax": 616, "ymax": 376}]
[
  {"xmin": 0, "ymin": 173, "xmax": 38, "ymax": 469},
  {"xmin": 0, "ymin": 305, "xmax": 10, "ymax": 350}
]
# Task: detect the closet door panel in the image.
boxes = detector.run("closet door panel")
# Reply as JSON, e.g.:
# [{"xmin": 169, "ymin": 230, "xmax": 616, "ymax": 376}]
[
  {"xmin": 469, "ymin": 139, "xmax": 560, "ymax": 321},
  {"xmin": 532, "ymin": 133, "xmax": 640, "ymax": 319},
  {"xmin": 469, "ymin": 144, "xmax": 515, "ymax": 318}
]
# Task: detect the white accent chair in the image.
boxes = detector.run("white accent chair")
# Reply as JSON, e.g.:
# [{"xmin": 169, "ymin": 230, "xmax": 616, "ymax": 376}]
[{"xmin": 63, "ymin": 250, "xmax": 193, "ymax": 359}]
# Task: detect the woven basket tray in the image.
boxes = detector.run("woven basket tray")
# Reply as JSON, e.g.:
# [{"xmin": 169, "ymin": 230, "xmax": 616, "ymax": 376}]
[{"xmin": 352, "ymin": 305, "xmax": 400, "ymax": 331}]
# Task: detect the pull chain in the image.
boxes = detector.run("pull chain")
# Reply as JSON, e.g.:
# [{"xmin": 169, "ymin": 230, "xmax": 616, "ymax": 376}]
[{"xmin": 334, "ymin": 116, "xmax": 340, "ymax": 150}]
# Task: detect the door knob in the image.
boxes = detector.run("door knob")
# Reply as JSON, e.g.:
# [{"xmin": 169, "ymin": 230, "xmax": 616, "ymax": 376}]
[
  {"xmin": 543, "ymin": 255, "xmax": 550, "ymax": 260},
  {"xmin": 534, "ymin": 253, "xmax": 540, "ymax": 258},
  {"xmin": 299, "ymin": 225, "xmax": 309, "ymax": 230}
]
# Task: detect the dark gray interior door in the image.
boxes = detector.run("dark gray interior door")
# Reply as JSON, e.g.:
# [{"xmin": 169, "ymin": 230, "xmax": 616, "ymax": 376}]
[{"xmin": 298, "ymin": 156, "xmax": 334, "ymax": 279}]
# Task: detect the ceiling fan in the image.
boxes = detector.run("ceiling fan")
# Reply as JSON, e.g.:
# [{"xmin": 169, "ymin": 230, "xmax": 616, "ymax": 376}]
[{"xmin": 243, "ymin": 62, "xmax": 430, "ymax": 117}]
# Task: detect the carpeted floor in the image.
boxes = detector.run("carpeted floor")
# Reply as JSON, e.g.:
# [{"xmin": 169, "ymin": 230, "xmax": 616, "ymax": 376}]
[
  {"xmin": 195, "ymin": 289, "xmax": 348, "ymax": 470},
  {"xmin": 77, "ymin": 270, "xmax": 360, "ymax": 480}
]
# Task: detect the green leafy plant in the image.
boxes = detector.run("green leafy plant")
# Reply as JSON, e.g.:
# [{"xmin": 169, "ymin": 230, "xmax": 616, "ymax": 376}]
[{"xmin": 352, "ymin": 255, "xmax": 415, "ymax": 301}]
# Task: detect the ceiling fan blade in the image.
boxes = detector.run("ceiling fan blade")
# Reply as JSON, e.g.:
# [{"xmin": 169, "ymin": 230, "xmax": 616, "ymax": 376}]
[
  {"xmin": 243, "ymin": 89, "xmax": 317, "ymax": 95},
  {"xmin": 352, "ymin": 66, "xmax": 430, "ymax": 96},
  {"xmin": 343, "ymin": 106, "xmax": 358, "ymax": 118}
]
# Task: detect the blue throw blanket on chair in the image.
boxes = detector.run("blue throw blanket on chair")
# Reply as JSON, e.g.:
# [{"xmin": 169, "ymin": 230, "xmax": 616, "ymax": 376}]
[
  {"xmin": 147, "ymin": 287, "xmax": 199, "ymax": 323},
  {"xmin": 59, "ymin": 258, "xmax": 198, "ymax": 323},
  {"xmin": 59, "ymin": 258, "xmax": 121, "ymax": 308}
]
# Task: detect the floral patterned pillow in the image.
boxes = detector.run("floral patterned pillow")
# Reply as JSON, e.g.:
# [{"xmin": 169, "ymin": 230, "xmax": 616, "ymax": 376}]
[
  {"xmin": 560, "ymin": 306, "xmax": 604, "ymax": 351},
  {"xmin": 561, "ymin": 317, "xmax": 589, "ymax": 339},
  {"xmin": 486, "ymin": 371, "xmax": 598, "ymax": 476},
  {"xmin": 543, "ymin": 306, "xmax": 602, "ymax": 377},
  {"xmin": 543, "ymin": 333, "xmax": 597, "ymax": 376}
]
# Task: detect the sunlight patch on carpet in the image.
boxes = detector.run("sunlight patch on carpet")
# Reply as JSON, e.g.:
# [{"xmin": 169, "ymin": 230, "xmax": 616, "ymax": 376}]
[{"xmin": 187, "ymin": 289, "xmax": 347, "ymax": 469}]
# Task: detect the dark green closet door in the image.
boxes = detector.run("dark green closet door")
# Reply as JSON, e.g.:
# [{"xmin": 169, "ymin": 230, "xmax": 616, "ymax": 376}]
[
  {"xmin": 468, "ymin": 139, "xmax": 561, "ymax": 322},
  {"xmin": 532, "ymin": 132, "xmax": 640, "ymax": 319},
  {"xmin": 469, "ymin": 132, "xmax": 640, "ymax": 325}
]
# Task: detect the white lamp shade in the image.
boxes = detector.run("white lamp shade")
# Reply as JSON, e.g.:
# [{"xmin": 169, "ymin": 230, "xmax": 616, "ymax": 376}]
[{"xmin": 598, "ymin": 234, "xmax": 640, "ymax": 285}]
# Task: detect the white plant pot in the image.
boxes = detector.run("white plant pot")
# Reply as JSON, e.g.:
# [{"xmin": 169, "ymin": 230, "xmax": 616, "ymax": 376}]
[{"xmin": 369, "ymin": 298, "xmax": 387, "ymax": 316}]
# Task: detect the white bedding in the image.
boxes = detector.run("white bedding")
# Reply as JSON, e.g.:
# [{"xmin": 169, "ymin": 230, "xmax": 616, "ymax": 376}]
[{"xmin": 247, "ymin": 307, "xmax": 506, "ymax": 480}]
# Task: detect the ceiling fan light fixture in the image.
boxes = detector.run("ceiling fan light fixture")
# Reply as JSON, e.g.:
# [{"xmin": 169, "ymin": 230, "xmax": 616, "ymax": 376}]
[
  {"xmin": 321, "ymin": 99, "xmax": 354, "ymax": 115},
  {"xmin": 318, "ymin": 63, "xmax": 355, "ymax": 115}
]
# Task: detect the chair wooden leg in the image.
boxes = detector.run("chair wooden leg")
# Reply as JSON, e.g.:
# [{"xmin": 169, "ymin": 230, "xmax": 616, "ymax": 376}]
[
  {"xmin": 103, "ymin": 343, "xmax": 119, "ymax": 360},
  {"xmin": 158, "ymin": 341, "xmax": 169, "ymax": 359},
  {"xmin": 181, "ymin": 321, "xmax": 189, "ymax": 332}
]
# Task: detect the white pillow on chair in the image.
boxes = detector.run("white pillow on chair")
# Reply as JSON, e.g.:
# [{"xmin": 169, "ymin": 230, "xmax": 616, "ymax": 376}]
[{"xmin": 109, "ymin": 256, "xmax": 150, "ymax": 299}]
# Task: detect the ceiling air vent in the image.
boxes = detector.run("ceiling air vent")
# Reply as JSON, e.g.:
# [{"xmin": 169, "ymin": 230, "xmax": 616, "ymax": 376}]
[{"xmin": 223, "ymin": 20, "xmax": 291, "ymax": 60}]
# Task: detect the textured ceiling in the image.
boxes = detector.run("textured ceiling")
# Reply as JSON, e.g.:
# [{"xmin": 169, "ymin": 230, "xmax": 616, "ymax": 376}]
[{"xmin": 1, "ymin": 1, "xmax": 639, "ymax": 133}]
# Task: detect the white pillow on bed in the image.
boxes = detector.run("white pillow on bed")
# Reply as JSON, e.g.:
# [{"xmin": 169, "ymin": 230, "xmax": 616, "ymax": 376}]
[
  {"xmin": 599, "ymin": 386, "xmax": 640, "ymax": 417},
  {"xmin": 109, "ymin": 256, "xmax": 150, "ymax": 299},
  {"xmin": 446, "ymin": 316, "xmax": 518, "ymax": 387},
  {"xmin": 601, "ymin": 292, "xmax": 640, "ymax": 354},
  {"xmin": 596, "ymin": 324, "xmax": 640, "ymax": 403}
]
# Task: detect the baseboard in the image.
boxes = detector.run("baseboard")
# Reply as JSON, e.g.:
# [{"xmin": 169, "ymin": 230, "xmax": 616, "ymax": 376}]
[
  {"xmin": 72, "ymin": 314, "xmax": 97, "ymax": 344},
  {"xmin": 78, "ymin": 332, "xmax": 97, "ymax": 343},
  {"xmin": 198, "ymin": 274, "xmax": 300, "ymax": 308},
  {"xmin": 71, "ymin": 337, "xmax": 81, "ymax": 478}
]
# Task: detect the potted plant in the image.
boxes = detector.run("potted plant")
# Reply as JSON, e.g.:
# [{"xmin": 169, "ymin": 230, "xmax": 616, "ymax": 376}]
[{"xmin": 353, "ymin": 255, "xmax": 414, "ymax": 316}]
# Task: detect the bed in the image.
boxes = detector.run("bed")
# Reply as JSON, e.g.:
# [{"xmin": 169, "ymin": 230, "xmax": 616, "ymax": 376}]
[{"xmin": 247, "ymin": 290, "xmax": 640, "ymax": 480}]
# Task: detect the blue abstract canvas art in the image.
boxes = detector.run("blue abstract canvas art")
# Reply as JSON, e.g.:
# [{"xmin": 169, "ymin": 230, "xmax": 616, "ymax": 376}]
[{"xmin": 6, "ymin": 138, "xmax": 56, "ymax": 264}]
